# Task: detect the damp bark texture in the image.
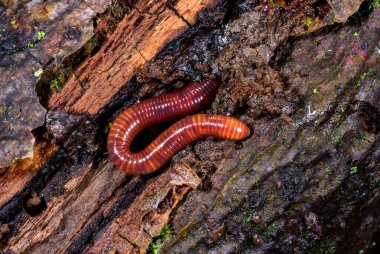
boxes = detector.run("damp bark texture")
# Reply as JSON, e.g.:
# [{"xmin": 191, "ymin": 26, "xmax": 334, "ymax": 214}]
[{"xmin": 0, "ymin": 0, "xmax": 379, "ymax": 254}]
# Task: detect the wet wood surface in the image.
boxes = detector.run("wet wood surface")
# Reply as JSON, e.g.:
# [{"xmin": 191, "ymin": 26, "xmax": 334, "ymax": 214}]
[
  {"xmin": 1, "ymin": 0, "xmax": 223, "ymax": 253},
  {"xmin": 1, "ymin": 0, "xmax": 379, "ymax": 254}
]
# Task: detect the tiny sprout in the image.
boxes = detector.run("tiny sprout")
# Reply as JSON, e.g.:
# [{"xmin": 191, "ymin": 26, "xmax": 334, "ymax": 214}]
[
  {"xmin": 350, "ymin": 166, "xmax": 359, "ymax": 174},
  {"xmin": 354, "ymin": 31, "xmax": 359, "ymax": 37},
  {"xmin": 302, "ymin": 17, "xmax": 313, "ymax": 27},
  {"xmin": 49, "ymin": 80, "xmax": 61, "ymax": 92},
  {"xmin": 369, "ymin": 0, "xmax": 379, "ymax": 9},
  {"xmin": 10, "ymin": 20, "xmax": 16, "ymax": 25},
  {"xmin": 37, "ymin": 31, "xmax": 46, "ymax": 41},
  {"xmin": 313, "ymin": 88, "xmax": 318, "ymax": 94},
  {"xmin": 244, "ymin": 216, "xmax": 251, "ymax": 224},
  {"xmin": 33, "ymin": 68, "xmax": 43, "ymax": 77},
  {"xmin": 27, "ymin": 41, "xmax": 35, "ymax": 48},
  {"xmin": 104, "ymin": 122, "xmax": 113, "ymax": 133},
  {"xmin": 359, "ymin": 72, "xmax": 368, "ymax": 80},
  {"xmin": 157, "ymin": 225, "xmax": 172, "ymax": 239},
  {"xmin": 325, "ymin": 167, "xmax": 332, "ymax": 173}
]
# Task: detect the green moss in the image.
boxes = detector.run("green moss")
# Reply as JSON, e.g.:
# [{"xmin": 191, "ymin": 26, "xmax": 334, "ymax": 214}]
[
  {"xmin": 369, "ymin": 0, "xmax": 379, "ymax": 9},
  {"xmin": 49, "ymin": 73, "xmax": 65, "ymax": 92},
  {"xmin": 302, "ymin": 17, "xmax": 313, "ymax": 27},
  {"xmin": 27, "ymin": 41, "xmax": 35, "ymax": 48},
  {"xmin": 331, "ymin": 134, "xmax": 343, "ymax": 145},
  {"xmin": 88, "ymin": 36, "xmax": 100, "ymax": 47},
  {"xmin": 10, "ymin": 19, "xmax": 16, "ymax": 25},
  {"xmin": 350, "ymin": 166, "xmax": 359, "ymax": 174},
  {"xmin": 85, "ymin": 36, "xmax": 104, "ymax": 55},
  {"xmin": 265, "ymin": 221, "xmax": 276, "ymax": 233},
  {"xmin": 157, "ymin": 225, "xmax": 172, "ymax": 239},
  {"xmin": 37, "ymin": 31, "xmax": 46, "ymax": 41},
  {"xmin": 324, "ymin": 167, "xmax": 332, "ymax": 174},
  {"xmin": 147, "ymin": 225, "xmax": 172, "ymax": 254},
  {"xmin": 104, "ymin": 122, "xmax": 113, "ymax": 133},
  {"xmin": 148, "ymin": 242, "xmax": 161, "ymax": 254}
]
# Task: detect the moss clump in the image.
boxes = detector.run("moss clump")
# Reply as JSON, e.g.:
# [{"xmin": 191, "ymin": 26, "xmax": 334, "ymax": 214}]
[
  {"xmin": 49, "ymin": 73, "xmax": 65, "ymax": 92},
  {"xmin": 302, "ymin": 17, "xmax": 313, "ymax": 27},
  {"xmin": 147, "ymin": 225, "xmax": 172, "ymax": 254}
]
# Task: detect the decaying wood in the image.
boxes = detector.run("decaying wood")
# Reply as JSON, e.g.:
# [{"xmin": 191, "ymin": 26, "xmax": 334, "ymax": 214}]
[
  {"xmin": 0, "ymin": 0, "xmax": 111, "ymax": 168},
  {"xmin": 1, "ymin": 0, "xmax": 222, "ymax": 253},
  {"xmin": 1, "ymin": 0, "xmax": 379, "ymax": 254},
  {"xmin": 49, "ymin": 0, "xmax": 222, "ymax": 115},
  {"xmin": 0, "ymin": 141, "xmax": 57, "ymax": 207},
  {"xmin": 87, "ymin": 164, "xmax": 200, "ymax": 253}
]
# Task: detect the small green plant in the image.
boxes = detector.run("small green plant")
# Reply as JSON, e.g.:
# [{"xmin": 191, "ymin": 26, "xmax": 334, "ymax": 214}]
[
  {"xmin": 148, "ymin": 242, "xmax": 161, "ymax": 254},
  {"xmin": 313, "ymin": 88, "xmax": 318, "ymax": 94},
  {"xmin": 354, "ymin": 31, "xmax": 359, "ymax": 37},
  {"xmin": 265, "ymin": 221, "xmax": 276, "ymax": 233},
  {"xmin": 104, "ymin": 122, "xmax": 113, "ymax": 133},
  {"xmin": 350, "ymin": 166, "xmax": 359, "ymax": 174},
  {"xmin": 332, "ymin": 134, "xmax": 343, "ymax": 145},
  {"xmin": 268, "ymin": 0, "xmax": 275, "ymax": 8},
  {"xmin": 33, "ymin": 68, "xmax": 43, "ymax": 77},
  {"xmin": 88, "ymin": 36, "xmax": 100, "ymax": 47},
  {"xmin": 10, "ymin": 19, "xmax": 16, "ymax": 25},
  {"xmin": 356, "ymin": 72, "xmax": 368, "ymax": 87},
  {"xmin": 37, "ymin": 31, "xmax": 46, "ymax": 41},
  {"xmin": 49, "ymin": 73, "xmax": 65, "ymax": 92},
  {"xmin": 324, "ymin": 167, "xmax": 332, "ymax": 173},
  {"xmin": 358, "ymin": 249, "xmax": 364, "ymax": 254},
  {"xmin": 27, "ymin": 41, "xmax": 35, "ymax": 48},
  {"xmin": 49, "ymin": 80, "xmax": 61, "ymax": 91},
  {"xmin": 244, "ymin": 216, "xmax": 251, "ymax": 224},
  {"xmin": 157, "ymin": 225, "xmax": 172, "ymax": 239},
  {"xmin": 369, "ymin": 0, "xmax": 379, "ymax": 9},
  {"xmin": 359, "ymin": 72, "xmax": 368, "ymax": 80},
  {"xmin": 148, "ymin": 225, "xmax": 172, "ymax": 254},
  {"xmin": 302, "ymin": 17, "xmax": 313, "ymax": 27}
]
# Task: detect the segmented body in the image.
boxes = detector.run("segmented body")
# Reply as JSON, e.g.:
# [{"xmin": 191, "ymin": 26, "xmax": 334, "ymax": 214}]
[{"xmin": 107, "ymin": 79, "xmax": 250, "ymax": 175}]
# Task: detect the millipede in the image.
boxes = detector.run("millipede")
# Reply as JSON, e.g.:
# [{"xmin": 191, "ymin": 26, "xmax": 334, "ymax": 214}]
[{"xmin": 107, "ymin": 79, "xmax": 250, "ymax": 175}]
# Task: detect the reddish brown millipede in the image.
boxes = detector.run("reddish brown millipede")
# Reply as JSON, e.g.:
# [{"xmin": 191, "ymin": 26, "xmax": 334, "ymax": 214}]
[{"xmin": 107, "ymin": 79, "xmax": 250, "ymax": 175}]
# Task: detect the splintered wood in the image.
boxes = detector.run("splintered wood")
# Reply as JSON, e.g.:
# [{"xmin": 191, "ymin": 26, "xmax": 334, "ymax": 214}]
[{"xmin": 49, "ymin": 0, "xmax": 220, "ymax": 115}]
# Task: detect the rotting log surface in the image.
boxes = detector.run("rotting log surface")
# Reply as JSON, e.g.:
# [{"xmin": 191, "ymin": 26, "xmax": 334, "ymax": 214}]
[
  {"xmin": 0, "ymin": 0, "xmax": 111, "ymax": 168},
  {"xmin": 1, "ymin": 0, "xmax": 380, "ymax": 254}
]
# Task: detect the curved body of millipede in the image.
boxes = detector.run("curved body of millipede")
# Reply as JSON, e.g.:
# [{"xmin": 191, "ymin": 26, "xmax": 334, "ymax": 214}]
[{"xmin": 107, "ymin": 79, "xmax": 250, "ymax": 175}]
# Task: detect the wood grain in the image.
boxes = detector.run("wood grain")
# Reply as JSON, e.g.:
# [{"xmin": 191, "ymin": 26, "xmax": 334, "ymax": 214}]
[
  {"xmin": 86, "ymin": 164, "xmax": 200, "ymax": 253},
  {"xmin": 48, "ymin": 0, "xmax": 221, "ymax": 115}
]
